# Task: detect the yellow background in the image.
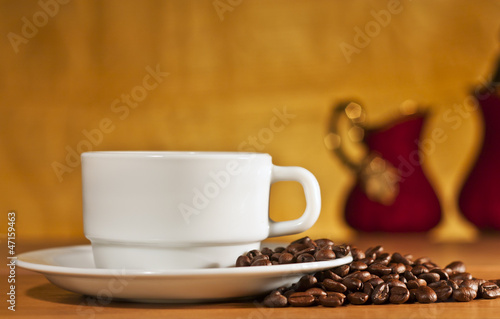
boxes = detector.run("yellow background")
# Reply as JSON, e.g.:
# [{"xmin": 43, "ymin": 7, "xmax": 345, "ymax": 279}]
[{"xmin": 1, "ymin": 0, "xmax": 499, "ymax": 242}]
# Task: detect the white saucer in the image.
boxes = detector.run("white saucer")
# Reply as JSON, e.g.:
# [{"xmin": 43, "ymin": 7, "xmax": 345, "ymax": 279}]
[{"xmin": 17, "ymin": 245, "xmax": 353, "ymax": 303}]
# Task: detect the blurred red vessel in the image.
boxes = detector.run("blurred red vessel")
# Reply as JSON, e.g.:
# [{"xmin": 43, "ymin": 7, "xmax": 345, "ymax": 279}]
[
  {"xmin": 459, "ymin": 60, "xmax": 500, "ymax": 230},
  {"xmin": 326, "ymin": 101, "xmax": 441, "ymax": 232}
]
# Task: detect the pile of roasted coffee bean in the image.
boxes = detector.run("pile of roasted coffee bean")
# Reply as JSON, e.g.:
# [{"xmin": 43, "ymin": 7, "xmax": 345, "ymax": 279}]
[
  {"xmin": 235, "ymin": 237, "xmax": 500, "ymax": 307},
  {"xmin": 235, "ymin": 237, "xmax": 346, "ymax": 267}
]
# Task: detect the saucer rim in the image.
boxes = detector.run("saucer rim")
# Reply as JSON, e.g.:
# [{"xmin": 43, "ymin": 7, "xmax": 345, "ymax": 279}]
[{"xmin": 16, "ymin": 245, "xmax": 353, "ymax": 278}]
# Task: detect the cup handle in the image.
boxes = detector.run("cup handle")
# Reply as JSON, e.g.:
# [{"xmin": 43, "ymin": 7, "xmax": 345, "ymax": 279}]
[{"xmin": 268, "ymin": 165, "xmax": 321, "ymax": 237}]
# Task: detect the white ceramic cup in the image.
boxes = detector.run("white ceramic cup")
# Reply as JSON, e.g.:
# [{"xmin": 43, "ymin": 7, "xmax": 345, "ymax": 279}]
[{"xmin": 81, "ymin": 151, "xmax": 321, "ymax": 269}]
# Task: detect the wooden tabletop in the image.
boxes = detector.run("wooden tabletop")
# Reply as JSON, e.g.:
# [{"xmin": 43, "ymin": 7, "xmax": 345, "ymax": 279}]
[{"xmin": 3, "ymin": 234, "xmax": 500, "ymax": 319}]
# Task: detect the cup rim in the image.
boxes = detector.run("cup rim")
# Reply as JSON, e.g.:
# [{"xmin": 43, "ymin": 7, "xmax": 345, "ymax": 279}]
[{"xmin": 81, "ymin": 151, "xmax": 271, "ymax": 159}]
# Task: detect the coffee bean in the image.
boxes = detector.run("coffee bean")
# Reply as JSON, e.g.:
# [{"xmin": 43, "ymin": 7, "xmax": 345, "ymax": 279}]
[
  {"xmin": 250, "ymin": 255, "xmax": 272, "ymax": 267},
  {"xmin": 314, "ymin": 271, "xmax": 327, "ymax": 282},
  {"xmin": 363, "ymin": 282, "xmax": 374, "ymax": 296},
  {"xmin": 274, "ymin": 246, "xmax": 286, "ymax": 253},
  {"xmin": 480, "ymin": 282, "xmax": 500, "ymax": 299},
  {"xmin": 365, "ymin": 246, "xmax": 384, "ymax": 259},
  {"xmin": 376, "ymin": 253, "xmax": 392, "ymax": 266},
  {"xmin": 408, "ymin": 288, "xmax": 418, "ymax": 303},
  {"xmin": 389, "ymin": 263, "xmax": 407, "ymax": 274},
  {"xmin": 259, "ymin": 240, "xmax": 500, "ymax": 308},
  {"xmin": 428, "ymin": 280, "xmax": 447, "ymax": 289},
  {"xmin": 418, "ymin": 272, "xmax": 441, "ymax": 284},
  {"xmin": 254, "ymin": 259, "xmax": 273, "ymax": 267},
  {"xmin": 445, "ymin": 261, "xmax": 466, "ymax": 273},
  {"xmin": 386, "ymin": 279, "xmax": 406, "ymax": 289},
  {"xmin": 404, "ymin": 254, "xmax": 414, "ymax": 263},
  {"xmin": 323, "ymin": 270, "xmax": 343, "ymax": 282},
  {"xmin": 367, "ymin": 277, "xmax": 384, "ymax": 287},
  {"xmin": 368, "ymin": 263, "xmax": 392, "ymax": 276},
  {"xmin": 332, "ymin": 265, "xmax": 350, "ymax": 277},
  {"xmin": 453, "ymin": 279, "xmax": 464, "ymax": 286},
  {"xmin": 446, "ymin": 279, "xmax": 460, "ymax": 290},
  {"xmin": 275, "ymin": 286, "xmax": 288, "ymax": 294},
  {"xmin": 477, "ymin": 279, "xmax": 488, "ymax": 285},
  {"xmin": 423, "ymin": 262, "xmax": 438, "ymax": 270},
  {"xmin": 381, "ymin": 274, "xmax": 399, "ymax": 282},
  {"xmin": 332, "ymin": 244, "xmax": 351, "ymax": 258},
  {"xmin": 389, "ymin": 286, "xmax": 410, "ymax": 304},
  {"xmin": 391, "ymin": 252, "xmax": 410, "ymax": 265},
  {"xmin": 416, "ymin": 278, "xmax": 428, "ymax": 287},
  {"xmin": 246, "ymin": 249, "xmax": 262, "ymax": 259},
  {"xmin": 342, "ymin": 277, "xmax": 363, "ymax": 292},
  {"xmin": 314, "ymin": 246, "xmax": 336, "ymax": 261},
  {"xmin": 357, "ymin": 271, "xmax": 373, "ymax": 282},
  {"xmin": 414, "ymin": 286, "xmax": 437, "ymax": 303},
  {"xmin": 296, "ymin": 253, "xmax": 315, "ymax": 263},
  {"xmin": 359, "ymin": 257, "xmax": 375, "ymax": 266},
  {"xmin": 460, "ymin": 279, "xmax": 480, "ymax": 292},
  {"xmin": 305, "ymin": 287, "xmax": 327, "ymax": 299},
  {"xmin": 433, "ymin": 285, "xmax": 453, "ymax": 301},
  {"xmin": 314, "ymin": 238, "xmax": 334, "ymax": 248},
  {"xmin": 345, "ymin": 270, "xmax": 371, "ymax": 282},
  {"xmin": 414, "ymin": 257, "xmax": 432, "ymax": 265},
  {"xmin": 453, "ymin": 287, "xmax": 477, "ymax": 302},
  {"xmin": 322, "ymin": 279, "xmax": 347, "ymax": 293},
  {"xmin": 297, "ymin": 275, "xmax": 317, "ymax": 291},
  {"xmin": 291, "ymin": 236, "xmax": 313, "ymax": 245},
  {"xmin": 283, "ymin": 289, "xmax": 296, "ymax": 298},
  {"xmin": 371, "ymin": 283, "xmax": 389, "ymax": 304},
  {"xmin": 270, "ymin": 253, "xmax": 282, "ymax": 262},
  {"xmin": 318, "ymin": 292, "xmax": 345, "ymax": 307},
  {"xmin": 430, "ymin": 268, "xmax": 449, "ymax": 280},
  {"xmin": 288, "ymin": 292, "xmax": 316, "ymax": 307},
  {"xmin": 351, "ymin": 248, "xmax": 366, "ymax": 261},
  {"xmin": 403, "ymin": 270, "xmax": 417, "ymax": 281},
  {"xmin": 489, "ymin": 279, "xmax": 500, "ymax": 287},
  {"xmin": 261, "ymin": 247, "xmax": 274, "ymax": 256},
  {"xmin": 286, "ymin": 243, "xmax": 309, "ymax": 255},
  {"xmin": 263, "ymin": 291, "xmax": 288, "ymax": 307},
  {"xmin": 251, "ymin": 254, "xmax": 269, "ymax": 263},
  {"xmin": 411, "ymin": 265, "xmax": 429, "ymax": 276},
  {"xmin": 443, "ymin": 267, "xmax": 454, "ymax": 276},
  {"xmin": 278, "ymin": 252, "xmax": 294, "ymax": 264},
  {"xmin": 350, "ymin": 261, "xmax": 368, "ymax": 271},
  {"xmin": 295, "ymin": 246, "xmax": 316, "ymax": 257},
  {"xmin": 450, "ymin": 272, "xmax": 473, "ymax": 281},
  {"xmin": 347, "ymin": 292, "xmax": 369, "ymax": 305},
  {"xmin": 235, "ymin": 255, "xmax": 251, "ymax": 267},
  {"xmin": 406, "ymin": 280, "xmax": 420, "ymax": 290}
]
